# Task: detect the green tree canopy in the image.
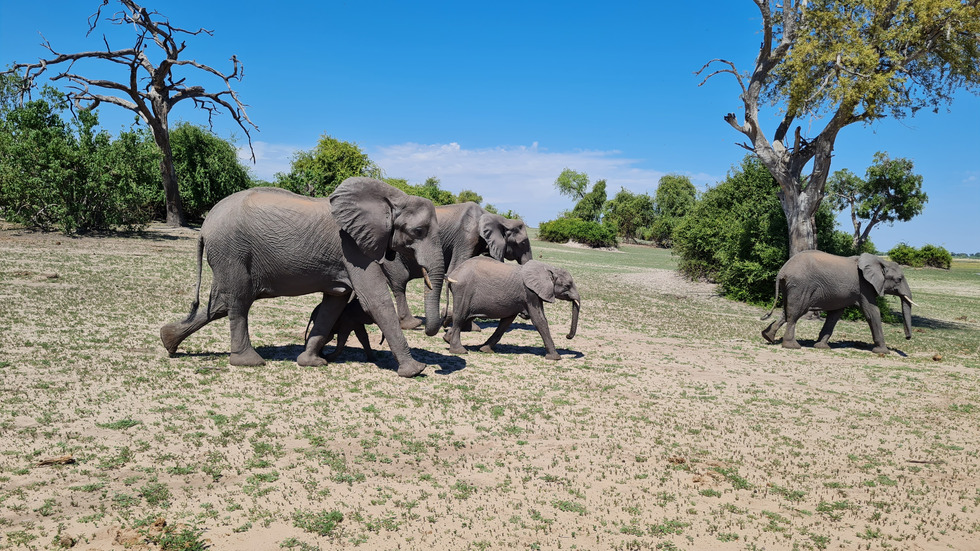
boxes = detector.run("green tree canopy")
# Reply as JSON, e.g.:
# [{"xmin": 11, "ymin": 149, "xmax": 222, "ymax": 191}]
[
  {"xmin": 570, "ymin": 179, "xmax": 607, "ymax": 223},
  {"xmin": 456, "ymin": 189, "xmax": 483, "ymax": 204},
  {"xmin": 648, "ymin": 174, "xmax": 698, "ymax": 247},
  {"xmin": 605, "ymin": 188, "xmax": 655, "ymax": 243},
  {"xmin": 169, "ymin": 123, "xmax": 253, "ymax": 221},
  {"xmin": 698, "ymin": 0, "xmax": 980, "ymax": 256},
  {"xmin": 274, "ymin": 134, "xmax": 380, "ymax": 197},
  {"xmin": 828, "ymin": 152, "xmax": 928, "ymax": 251},
  {"xmin": 554, "ymin": 168, "xmax": 591, "ymax": 200}
]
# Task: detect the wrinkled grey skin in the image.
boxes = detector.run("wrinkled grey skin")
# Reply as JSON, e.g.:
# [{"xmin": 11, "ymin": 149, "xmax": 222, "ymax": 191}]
[
  {"xmin": 160, "ymin": 177, "xmax": 445, "ymax": 377},
  {"xmin": 305, "ymin": 296, "xmax": 379, "ymax": 362},
  {"xmin": 443, "ymin": 257, "xmax": 580, "ymax": 360},
  {"xmin": 761, "ymin": 251, "xmax": 914, "ymax": 354},
  {"xmin": 384, "ymin": 202, "xmax": 533, "ymax": 330}
]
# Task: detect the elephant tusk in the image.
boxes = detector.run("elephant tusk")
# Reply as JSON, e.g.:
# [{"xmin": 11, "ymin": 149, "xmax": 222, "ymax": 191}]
[
  {"xmin": 901, "ymin": 295, "xmax": 919, "ymax": 307},
  {"xmin": 422, "ymin": 267, "xmax": 433, "ymax": 290},
  {"xmin": 446, "ymin": 277, "xmax": 458, "ymax": 284}
]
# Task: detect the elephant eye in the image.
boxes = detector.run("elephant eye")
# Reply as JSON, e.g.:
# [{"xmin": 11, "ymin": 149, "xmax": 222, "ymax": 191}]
[{"xmin": 411, "ymin": 226, "xmax": 428, "ymax": 239}]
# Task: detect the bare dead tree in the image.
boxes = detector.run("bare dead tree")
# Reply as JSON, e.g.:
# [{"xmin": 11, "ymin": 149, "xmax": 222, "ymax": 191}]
[{"xmin": 4, "ymin": 0, "xmax": 257, "ymax": 227}]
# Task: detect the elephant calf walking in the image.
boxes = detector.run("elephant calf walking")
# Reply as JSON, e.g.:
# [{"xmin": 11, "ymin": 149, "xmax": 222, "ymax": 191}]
[
  {"xmin": 443, "ymin": 257, "xmax": 580, "ymax": 360},
  {"xmin": 761, "ymin": 251, "xmax": 916, "ymax": 354},
  {"xmin": 305, "ymin": 296, "xmax": 380, "ymax": 362}
]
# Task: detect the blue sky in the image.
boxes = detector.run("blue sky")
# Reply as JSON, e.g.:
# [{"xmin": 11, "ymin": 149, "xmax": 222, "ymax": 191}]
[{"xmin": 2, "ymin": 1, "xmax": 978, "ymax": 252}]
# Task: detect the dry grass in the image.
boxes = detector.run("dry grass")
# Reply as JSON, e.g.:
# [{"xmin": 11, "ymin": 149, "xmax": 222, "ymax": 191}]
[{"xmin": 1, "ymin": 221, "xmax": 978, "ymax": 550}]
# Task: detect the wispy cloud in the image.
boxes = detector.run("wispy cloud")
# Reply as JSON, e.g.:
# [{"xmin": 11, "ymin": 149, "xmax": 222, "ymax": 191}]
[
  {"xmin": 240, "ymin": 140, "xmax": 721, "ymax": 225},
  {"xmin": 371, "ymin": 142, "xmax": 717, "ymax": 225}
]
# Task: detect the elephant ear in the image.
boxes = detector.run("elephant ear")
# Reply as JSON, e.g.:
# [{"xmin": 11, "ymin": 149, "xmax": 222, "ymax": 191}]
[
  {"xmin": 329, "ymin": 177, "xmax": 395, "ymax": 262},
  {"xmin": 522, "ymin": 260, "xmax": 556, "ymax": 303},
  {"xmin": 479, "ymin": 213, "xmax": 506, "ymax": 261},
  {"xmin": 858, "ymin": 253, "xmax": 886, "ymax": 295}
]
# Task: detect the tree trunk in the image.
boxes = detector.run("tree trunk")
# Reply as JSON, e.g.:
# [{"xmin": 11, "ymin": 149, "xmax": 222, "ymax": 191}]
[{"xmin": 148, "ymin": 117, "xmax": 186, "ymax": 227}]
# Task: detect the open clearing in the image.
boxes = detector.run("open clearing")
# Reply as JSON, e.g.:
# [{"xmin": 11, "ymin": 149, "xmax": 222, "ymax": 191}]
[{"xmin": 1, "ymin": 222, "xmax": 979, "ymax": 550}]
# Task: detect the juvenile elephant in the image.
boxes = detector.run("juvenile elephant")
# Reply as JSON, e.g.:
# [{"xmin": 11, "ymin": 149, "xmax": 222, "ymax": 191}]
[
  {"xmin": 443, "ymin": 257, "xmax": 580, "ymax": 360},
  {"xmin": 305, "ymin": 296, "xmax": 379, "ymax": 362},
  {"xmin": 761, "ymin": 250, "xmax": 916, "ymax": 354},
  {"xmin": 159, "ymin": 178, "xmax": 445, "ymax": 378},
  {"xmin": 384, "ymin": 202, "xmax": 533, "ymax": 330}
]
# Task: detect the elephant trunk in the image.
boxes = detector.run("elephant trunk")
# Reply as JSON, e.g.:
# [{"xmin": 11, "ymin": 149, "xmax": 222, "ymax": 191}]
[
  {"xmin": 901, "ymin": 295, "xmax": 913, "ymax": 340},
  {"xmin": 567, "ymin": 299, "xmax": 580, "ymax": 340},
  {"xmin": 423, "ymin": 264, "xmax": 445, "ymax": 337}
]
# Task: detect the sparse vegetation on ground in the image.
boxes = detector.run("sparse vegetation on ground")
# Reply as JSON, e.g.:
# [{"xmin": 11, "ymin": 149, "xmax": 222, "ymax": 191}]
[{"xmin": 1, "ymin": 222, "xmax": 978, "ymax": 550}]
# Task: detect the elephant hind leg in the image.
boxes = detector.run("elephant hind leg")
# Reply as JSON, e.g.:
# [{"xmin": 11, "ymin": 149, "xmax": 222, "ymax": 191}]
[
  {"xmin": 299, "ymin": 294, "xmax": 349, "ymax": 367},
  {"xmin": 815, "ymin": 309, "xmax": 844, "ymax": 349},
  {"xmin": 160, "ymin": 290, "xmax": 230, "ymax": 356},
  {"xmin": 479, "ymin": 315, "xmax": 516, "ymax": 354},
  {"xmin": 761, "ymin": 313, "xmax": 785, "ymax": 344},
  {"xmin": 228, "ymin": 296, "xmax": 264, "ymax": 366}
]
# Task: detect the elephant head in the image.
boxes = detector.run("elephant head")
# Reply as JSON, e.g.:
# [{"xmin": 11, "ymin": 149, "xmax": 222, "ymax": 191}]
[
  {"xmin": 480, "ymin": 213, "xmax": 533, "ymax": 264},
  {"xmin": 522, "ymin": 260, "xmax": 581, "ymax": 339},
  {"xmin": 857, "ymin": 253, "xmax": 915, "ymax": 340},
  {"xmin": 331, "ymin": 177, "xmax": 445, "ymax": 337}
]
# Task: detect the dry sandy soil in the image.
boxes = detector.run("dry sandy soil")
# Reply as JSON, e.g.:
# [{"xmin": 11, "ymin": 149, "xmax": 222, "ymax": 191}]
[{"xmin": 1, "ymin": 223, "xmax": 978, "ymax": 550}]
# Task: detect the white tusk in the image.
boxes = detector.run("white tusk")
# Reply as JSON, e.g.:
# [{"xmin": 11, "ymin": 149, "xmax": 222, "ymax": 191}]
[
  {"xmin": 422, "ymin": 267, "xmax": 433, "ymax": 290},
  {"xmin": 901, "ymin": 295, "xmax": 919, "ymax": 307},
  {"xmin": 446, "ymin": 277, "xmax": 458, "ymax": 285}
]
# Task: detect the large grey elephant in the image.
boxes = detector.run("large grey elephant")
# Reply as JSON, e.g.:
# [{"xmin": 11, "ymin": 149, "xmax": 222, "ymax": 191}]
[
  {"xmin": 384, "ymin": 202, "xmax": 533, "ymax": 330},
  {"xmin": 761, "ymin": 250, "xmax": 916, "ymax": 354},
  {"xmin": 443, "ymin": 257, "xmax": 580, "ymax": 360},
  {"xmin": 159, "ymin": 177, "xmax": 444, "ymax": 377}
]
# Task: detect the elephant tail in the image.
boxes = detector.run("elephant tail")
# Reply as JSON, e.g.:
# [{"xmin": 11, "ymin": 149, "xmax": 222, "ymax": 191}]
[
  {"xmin": 304, "ymin": 303, "xmax": 320, "ymax": 345},
  {"xmin": 760, "ymin": 275, "xmax": 782, "ymax": 320},
  {"xmin": 182, "ymin": 234, "xmax": 206, "ymax": 323}
]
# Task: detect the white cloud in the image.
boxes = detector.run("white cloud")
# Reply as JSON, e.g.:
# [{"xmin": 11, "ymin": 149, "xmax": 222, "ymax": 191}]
[
  {"xmin": 370, "ymin": 142, "xmax": 717, "ymax": 225},
  {"xmin": 239, "ymin": 139, "xmax": 722, "ymax": 226}
]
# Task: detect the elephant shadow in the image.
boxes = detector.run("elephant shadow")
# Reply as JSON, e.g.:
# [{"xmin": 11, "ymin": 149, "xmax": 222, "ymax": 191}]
[
  {"xmin": 792, "ymin": 338, "xmax": 909, "ymax": 357},
  {"xmin": 318, "ymin": 346, "xmax": 468, "ymax": 376}
]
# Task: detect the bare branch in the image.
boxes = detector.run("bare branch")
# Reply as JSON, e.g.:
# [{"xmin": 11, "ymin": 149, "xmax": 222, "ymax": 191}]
[{"xmin": 695, "ymin": 59, "xmax": 747, "ymax": 94}]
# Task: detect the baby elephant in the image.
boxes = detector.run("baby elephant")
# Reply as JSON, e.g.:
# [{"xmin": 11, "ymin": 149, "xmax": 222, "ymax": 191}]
[
  {"xmin": 443, "ymin": 257, "xmax": 580, "ymax": 360},
  {"xmin": 306, "ymin": 295, "xmax": 380, "ymax": 362}
]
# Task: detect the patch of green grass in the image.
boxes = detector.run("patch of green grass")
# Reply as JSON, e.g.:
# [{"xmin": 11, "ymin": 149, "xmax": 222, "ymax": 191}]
[{"xmin": 293, "ymin": 510, "xmax": 344, "ymax": 537}]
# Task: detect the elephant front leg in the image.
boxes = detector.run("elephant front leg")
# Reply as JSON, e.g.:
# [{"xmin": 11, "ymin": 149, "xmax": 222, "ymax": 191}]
[
  {"xmin": 861, "ymin": 301, "xmax": 890, "ymax": 354},
  {"xmin": 299, "ymin": 294, "xmax": 348, "ymax": 367},
  {"xmin": 525, "ymin": 301, "xmax": 560, "ymax": 360},
  {"xmin": 815, "ymin": 309, "xmax": 844, "ymax": 349},
  {"xmin": 479, "ymin": 315, "xmax": 516, "ymax": 354}
]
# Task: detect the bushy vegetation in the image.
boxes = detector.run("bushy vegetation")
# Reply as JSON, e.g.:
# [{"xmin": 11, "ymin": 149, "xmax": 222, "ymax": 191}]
[
  {"xmin": 0, "ymin": 90, "xmax": 255, "ymax": 233},
  {"xmin": 673, "ymin": 155, "xmax": 868, "ymax": 304},
  {"xmin": 538, "ymin": 217, "xmax": 618, "ymax": 248},
  {"xmin": 887, "ymin": 243, "xmax": 952, "ymax": 269}
]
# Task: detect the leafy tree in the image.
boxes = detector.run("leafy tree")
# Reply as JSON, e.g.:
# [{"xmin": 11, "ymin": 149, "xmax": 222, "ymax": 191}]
[
  {"xmin": 605, "ymin": 188, "xmax": 654, "ymax": 243},
  {"xmin": 697, "ymin": 0, "xmax": 980, "ymax": 256},
  {"xmin": 483, "ymin": 204, "xmax": 522, "ymax": 219},
  {"xmin": 456, "ymin": 189, "xmax": 483, "ymax": 204},
  {"xmin": 539, "ymin": 217, "xmax": 618, "ymax": 248},
  {"xmin": 570, "ymin": 180, "xmax": 607, "ymax": 223},
  {"xmin": 554, "ymin": 168, "xmax": 590, "ymax": 200},
  {"xmin": 384, "ymin": 176, "xmax": 456, "ymax": 206},
  {"xmin": 275, "ymin": 134, "xmax": 379, "ymax": 197},
  {"xmin": 674, "ymin": 155, "xmax": 854, "ymax": 304},
  {"xmin": 169, "ymin": 123, "xmax": 252, "ymax": 221},
  {"xmin": 828, "ymin": 152, "xmax": 928, "ymax": 251},
  {"xmin": 650, "ymin": 174, "xmax": 698, "ymax": 247}
]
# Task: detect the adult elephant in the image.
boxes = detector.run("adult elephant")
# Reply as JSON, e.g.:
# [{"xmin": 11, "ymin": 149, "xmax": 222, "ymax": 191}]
[
  {"xmin": 384, "ymin": 202, "xmax": 533, "ymax": 330},
  {"xmin": 761, "ymin": 251, "xmax": 916, "ymax": 354},
  {"xmin": 160, "ymin": 177, "xmax": 444, "ymax": 378}
]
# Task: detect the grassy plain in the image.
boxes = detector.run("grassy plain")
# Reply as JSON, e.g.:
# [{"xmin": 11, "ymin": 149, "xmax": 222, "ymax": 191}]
[{"xmin": 0, "ymin": 222, "xmax": 978, "ymax": 550}]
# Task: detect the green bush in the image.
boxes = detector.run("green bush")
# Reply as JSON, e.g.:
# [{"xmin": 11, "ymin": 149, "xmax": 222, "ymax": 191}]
[
  {"xmin": 168, "ymin": 122, "xmax": 253, "ymax": 221},
  {"xmin": 673, "ymin": 155, "xmax": 855, "ymax": 304},
  {"xmin": 888, "ymin": 243, "xmax": 951, "ymax": 269},
  {"xmin": 538, "ymin": 217, "xmax": 618, "ymax": 248}
]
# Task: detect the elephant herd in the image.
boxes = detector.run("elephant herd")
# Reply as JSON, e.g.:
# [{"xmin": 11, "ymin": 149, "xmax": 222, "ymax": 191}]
[{"xmin": 160, "ymin": 178, "xmax": 915, "ymax": 378}]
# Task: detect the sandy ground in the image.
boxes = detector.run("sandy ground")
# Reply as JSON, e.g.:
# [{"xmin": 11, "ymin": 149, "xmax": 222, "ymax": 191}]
[{"xmin": 1, "ymin": 223, "xmax": 978, "ymax": 550}]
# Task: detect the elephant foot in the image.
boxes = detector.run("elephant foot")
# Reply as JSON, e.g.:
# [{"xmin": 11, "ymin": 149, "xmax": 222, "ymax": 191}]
[
  {"xmin": 448, "ymin": 345, "xmax": 468, "ymax": 355},
  {"xmin": 297, "ymin": 350, "xmax": 328, "ymax": 367},
  {"xmin": 781, "ymin": 340, "xmax": 802, "ymax": 350},
  {"xmin": 160, "ymin": 324, "xmax": 183, "ymax": 355},
  {"xmin": 478, "ymin": 344, "xmax": 495, "ymax": 354},
  {"xmin": 230, "ymin": 349, "xmax": 266, "ymax": 366},
  {"xmin": 544, "ymin": 352, "xmax": 561, "ymax": 361},
  {"xmin": 872, "ymin": 345, "xmax": 890, "ymax": 355},
  {"xmin": 396, "ymin": 359, "xmax": 426, "ymax": 378},
  {"xmin": 761, "ymin": 329, "xmax": 776, "ymax": 344},
  {"xmin": 400, "ymin": 317, "xmax": 423, "ymax": 330},
  {"xmin": 814, "ymin": 340, "xmax": 831, "ymax": 350}
]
